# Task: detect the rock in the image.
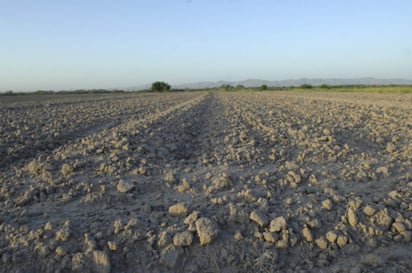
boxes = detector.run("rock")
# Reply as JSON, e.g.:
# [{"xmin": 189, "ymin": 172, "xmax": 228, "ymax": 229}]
[
  {"xmin": 116, "ymin": 179, "xmax": 134, "ymax": 193},
  {"xmin": 347, "ymin": 207, "xmax": 358, "ymax": 227},
  {"xmin": 249, "ymin": 210, "xmax": 269, "ymax": 227},
  {"xmin": 92, "ymin": 251, "xmax": 111, "ymax": 273},
  {"xmin": 376, "ymin": 166, "xmax": 389, "ymax": 176},
  {"xmin": 55, "ymin": 246, "xmax": 67, "ymax": 256},
  {"xmin": 243, "ymin": 189, "xmax": 259, "ymax": 202},
  {"xmin": 326, "ymin": 231, "xmax": 338, "ymax": 244},
  {"xmin": 44, "ymin": 222, "xmax": 53, "ymax": 231},
  {"xmin": 302, "ymin": 226, "xmax": 313, "ymax": 242},
  {"xmin": 392, "ymin": 222, "xmax": 406, "ymax": 233},
  {"xmin": 27, "ymin": 160, "xmax": 42, "ymax": 175},
  {"xmin": 56, "ymin": 227, "xmax": 70, "ymax": 241},
  {"xmin": 263, "ymin": 232, "xmax": 278, "ymax": 243},
  {"xmin": 322, "ymin": 199, "xmax": 333, "ymax": 210},
  {"xmin": 184, "ymin": 210, "xmax": 200, "ymax": 225},
  {"xmin": 386, "ymin": 142, "xmax": 396, "ymax": 153},
  {"xmin": 158, "ymin": 231, "xmax": 172, "ymax": 248},
  {"xmin": 168, "ymin": 203, "xmax": 188, "ymax": 217},
  {"xmin": 269, "ymin": 216, "xmax": 287, "ymax": 232},
  {"xmin": 210, "ymin": 173, "xmax": 231, "ymax": 191},
  {"xmin": 276, "ymin": 231, "xmax": 289, "ymax": 248},
  {"xmin": 315, "ymin": 237, "xmax": 328, "ymax": 249},
  {"xmin": 195, "ymin": 217, "xmax": 218, "ymax": 245},
  {"xmin": 363, "ymin": 205, "xmax": 376, "ymax": 216},
  {"xmin": 286, "ymin": 171, "xmax": 301, "ymax": 184},
  {"xmin": 337, "ymin": 235, "xmax": 348, "ymax": 248},
  {"xmin": 72, "ymin": 252, "xmax": 87, "ymax": 272},
  {"xmin": 361, "ymin": 254, "xmax": 384, "ymax": 267},
  {"xmin": 107, "ymin": 241, "xmax": 117, "ymax": 251},
  {"xmin": 160, "ymin": 245, "xmax": 182, "ymax": 269},
  {"xmin": 376, "ymin": 209, "xmax": 393, "ymax": 230},
  {"xmin": 164, "ymin": 171, "xmax": 177, "ymax": 184},
  {"xmin": 173, "ymin": 231, "xmax": 193, "ymax": 247},
  {"xmin": 61, "ymin": 163, "xmax": 73, "ymax": 176}
]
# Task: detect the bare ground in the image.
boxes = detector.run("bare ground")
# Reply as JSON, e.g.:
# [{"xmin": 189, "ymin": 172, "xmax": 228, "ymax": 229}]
[{"xmin": 0, "ymin": 91, "xmax": 411, "ymax": 273}]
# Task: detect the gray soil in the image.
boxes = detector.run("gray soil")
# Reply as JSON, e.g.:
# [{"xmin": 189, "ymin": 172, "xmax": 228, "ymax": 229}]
[{"xmin": 0, "ymin": 91, "xmax": 411, "ymax": 273}]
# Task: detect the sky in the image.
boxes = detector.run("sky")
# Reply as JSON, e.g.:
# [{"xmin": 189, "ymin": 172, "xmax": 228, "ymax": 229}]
[{"xmin": 1, "ymin": 0, "xmax": 411, "ymax": 91}]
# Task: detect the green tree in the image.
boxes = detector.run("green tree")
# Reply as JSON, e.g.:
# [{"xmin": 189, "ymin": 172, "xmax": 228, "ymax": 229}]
[
  {"xmin": 220, "ymin": 84, "xmax": 233, "ymax": 90},
  {"xmin": 300, "ymin": 84, "xmax": 313, "ymax": 89},
  {"xmin": 260, "ymin": 84, "xmax": 268, "ymax": 90},
  {"xmin": 151, "ymin": 81, "xmax": 171, "ymax": 92},
  {"xmin": 319, "ymin": 84, "xmax": 330, "ymax": 89}
]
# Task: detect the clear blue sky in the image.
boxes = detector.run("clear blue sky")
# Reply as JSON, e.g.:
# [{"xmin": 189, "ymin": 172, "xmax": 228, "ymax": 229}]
[{"xmin": 1, "ymin": 0, "xmax": 411, "ymax": 91}]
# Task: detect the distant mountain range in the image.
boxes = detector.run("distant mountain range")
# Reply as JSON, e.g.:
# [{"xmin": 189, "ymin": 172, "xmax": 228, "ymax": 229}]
[
  {"xmin": 128, "ymin": 77, "xmax": 412, "ymax": 91},
  {"xmin": 171, "ymin": 78, "xmax": 412, "ymax": 90}
]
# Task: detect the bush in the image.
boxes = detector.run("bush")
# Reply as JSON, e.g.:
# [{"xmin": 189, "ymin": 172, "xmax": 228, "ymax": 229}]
[{"xmin": 260, "ymin": 84, "xmax": 268, "ymax": 90}]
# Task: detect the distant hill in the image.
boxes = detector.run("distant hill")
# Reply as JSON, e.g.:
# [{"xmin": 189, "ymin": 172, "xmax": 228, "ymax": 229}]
[
  {"xmin": 170, "ymin": 78, "xmax": 412, "ymax": 89},
  {"xmin": 125, "ymin": 78, "xmax": 412, "ymax": 91}
]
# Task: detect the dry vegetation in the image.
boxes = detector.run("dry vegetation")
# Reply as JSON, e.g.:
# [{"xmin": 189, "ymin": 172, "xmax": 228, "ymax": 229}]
[{"xmin": 0, "ymin": 91, "xmax": 411, "ymax": 273}]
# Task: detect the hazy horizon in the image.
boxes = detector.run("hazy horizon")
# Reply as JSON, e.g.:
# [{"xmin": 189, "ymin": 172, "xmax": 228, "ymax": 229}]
[{"xmin": 1, "ymin": 0, "xmax": 411, "ymax": 91}]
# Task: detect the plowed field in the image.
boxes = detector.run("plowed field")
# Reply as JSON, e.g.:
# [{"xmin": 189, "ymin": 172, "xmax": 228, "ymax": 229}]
[{"xmin": 1, "ymin": 91, "xmax": 411, "ymax": 273}]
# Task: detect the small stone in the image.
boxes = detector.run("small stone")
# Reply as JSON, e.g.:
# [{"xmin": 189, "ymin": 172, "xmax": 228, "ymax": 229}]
[
  {"xmin": 376, "ymin": 209, "xmax": 393, "ymax": 230},
  {"xmin": 173, "ymin": 231, "xmax": 193, "ymax": 247},
  {"xmin": 361, "ymin": 254, "xmax": 384, "ymax": 267},
  {"xmin": 337, "ymin": 235, "xmax": 348, "ymax": 248},
  {"xmin": 107, "ymin": 241, "xmax": 117, "ymax": 251},
  {"xmin": 195, "ymin": 217, "xmax": 218, "ymax": 245},
  {"xmin": 315, "ymin": 237, "xmax": 328, "ymax": 249},
  {"xmin": 250, "ymin": 210, "xmax": 269, "ymax": 227},
  {"xmin": 363, "ymin": 205, "xmax": 376, "ymax": 217},
  {"xmin": 302, "ymin": 226, "xmax": 313, "ymax": 242},
  {"xmin": 233, "ymin": 231, "xmax": 243, "ymax": 241},
  {"xmin": 386, "ymin": 143, "xmax": 396, "ymax": 153},
  {"xmin": 158, "ymin": 231, "xmax": 172, "ymax": 248},
  {"xmin": 322, "ymin": 199, "xmax": 333, "ymax": 210},
  {"xmin": 376, "ymin": 166, "xmax": 389, "ymax": 176},
  {"xmin": 61, "ymin": 163, "xmax": 73, "ymax": 176},
  {"xmin": 269, "ymin": 216, "xmax": 287, "ymax": 232},
  {"xmin": 243, "ymin": 189, "xmax": 258, "ymax": 202},
  {"xmin": 55, "ymin": 246, "xmax": 67, "ymax": 256},
  {"xmin": 168, "ymin": 203, "xmax": 188, "ymax": 217},
  {"xmin": 72, "ymin": 253, "xmax": 87, "ymax": 272},
  {"xmin": 116, "ymin": 179, "xmax": 134, "ymax": 193},
  {"xmin": 92, "ymin": 251, "xmax": 111, "ymax": 273},
  {"xmin": 56, "ymin": 227, "xmax": 70, "ymax": 241},
  {"xmin": 44, "ymin": 222, "xmax": 53, "ymax": 231},
  {"xmin": 263, "ymin": 232, "xmax": 278, "ymax": 243},
  {"xmin": 287, "ymin": 171, "xmax": 301, "ymax": 184},
  {"xmin": 164, "ymin": 171, "xmax": 177, "ymax": 184},
  {"xmin": 326, "ymin": 231, "xmax": 338, "ymax": 244},
  {"xmin": 211, "ymin": 173, "xmax": 231, "ymax": 191},
  {"xmin": 347, "ymin": 207, "xmax": 358, "ymax": 227},
  {"xmin": 184, "ymin": 211, "xmax": 200, "ymax": 226},
  {"xmin": 392, "ymin": 222, "xmax": 406, "ymax": 233}
]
